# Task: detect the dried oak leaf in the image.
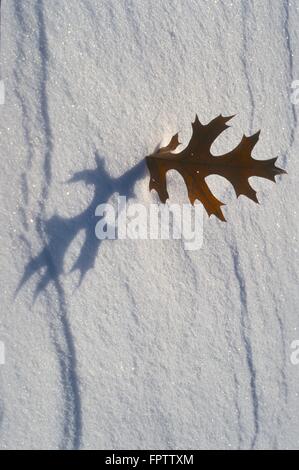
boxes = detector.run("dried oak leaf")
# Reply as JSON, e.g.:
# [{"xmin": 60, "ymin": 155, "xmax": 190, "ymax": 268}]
[{"xmin": 146, "ymin": 115, "xmax": 286, "ymax": 221}]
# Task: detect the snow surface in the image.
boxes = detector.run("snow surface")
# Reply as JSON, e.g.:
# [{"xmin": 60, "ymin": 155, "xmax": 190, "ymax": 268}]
[{"xmin": 0, "ymin": 0, "xmax": 299, "ymax": 450}]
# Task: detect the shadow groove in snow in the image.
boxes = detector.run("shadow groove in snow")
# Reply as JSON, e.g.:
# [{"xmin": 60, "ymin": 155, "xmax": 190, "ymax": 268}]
[
  {"xmin": 34, "ymin": 0, "xmax": 53, "ymax": 195},
  {"xmin": 282, "ymin": 0, "xmax": 298, "ymax": 151},
  {"xmin": 13, "ymin": 0, "xmax": 83, "ymax": 449},
  {"xmin": 231, "ymin": 246, "xmax": 259, "ymax": 449},
  {"xmin": 240, "ymin": 0, "xmax": 255, "ymax": 131},
  {"xmin": 42, "ymin": 277, "xmax": 83, "ymax": 450}
]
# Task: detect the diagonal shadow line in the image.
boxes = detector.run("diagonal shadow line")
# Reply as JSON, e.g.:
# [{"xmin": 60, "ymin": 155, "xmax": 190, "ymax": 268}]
[{"xmin": 16, "ymin": 152, "xmax": 147, "ymax": 298}]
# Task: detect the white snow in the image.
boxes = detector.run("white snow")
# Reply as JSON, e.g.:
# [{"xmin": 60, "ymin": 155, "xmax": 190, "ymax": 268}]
[{"xmin": 0, "ymin": 0, "xmax": 299, "ymax": 449}]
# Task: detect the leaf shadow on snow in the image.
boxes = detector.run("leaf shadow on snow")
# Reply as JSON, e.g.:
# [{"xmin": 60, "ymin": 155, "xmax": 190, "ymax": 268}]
[{"xmin": 16, "ymin": 152, "xmax": 147, "ymax": 299}]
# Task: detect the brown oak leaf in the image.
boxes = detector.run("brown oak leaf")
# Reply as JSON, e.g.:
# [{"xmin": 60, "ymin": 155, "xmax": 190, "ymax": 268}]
[{"xmin": 146, "ymin": 115, "xmax": 286, "ymax": 221}]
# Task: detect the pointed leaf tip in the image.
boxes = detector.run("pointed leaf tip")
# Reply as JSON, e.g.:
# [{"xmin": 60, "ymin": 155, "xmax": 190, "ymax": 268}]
[{"xmin": 223, "ymin": 114, "xmax": 236, "ymax": 122}]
